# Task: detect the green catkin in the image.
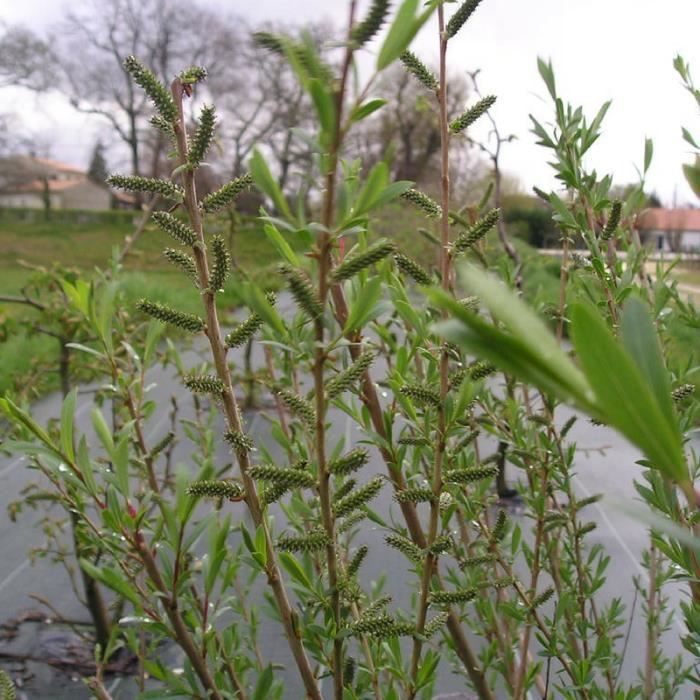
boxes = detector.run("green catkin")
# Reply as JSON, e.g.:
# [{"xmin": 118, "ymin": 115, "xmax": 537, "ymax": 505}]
[
  {"xmin": 343, "ymin": 657, "xmax": 356, "ymax": 687},
  {"xmin": 400, "ymin": 188, "xmax": 442, "ymax": 218},
  {"xmin": 454, "ymin": 429, "xmax": 480, "ymax": 452},
  {"xmin": 150, "ymin": 114, "xmax": 176, "ymax": 140},
  {"xmin": 399, "ymin": 384, "xmax": 441, "ymax": 408},
  {"xmin": 276, "ymin": 388, "xmax": 317, "ymax": 429},
  {"xmin": 672, "ymin": 383, "xmax": 695, "ymax": 402},
  {"xmin": 571, "ymin": 252, "xmax": 592, "ymax": 270},
  {"xmin": 149, "ymin": 431, "xmax": 175, "ymax": 459},
  {"xmin": 424, "ymin": 612, "xmax": 449, "ymax": 638},
  {"xmin": 574, "ymin": 493, "xmax": 603, "ymax": 511},
  {"xmin": 223, "ymin": 430, "xmax": 255, "ymax": 454},
  {"xmin": 261, "ymin": 482, "xmax": 289, "ymax": 506},
  {"xmin": 187, "ymin": 480, "xmax": 244, "ymax": 501},
  {"xmin": 449, "ymin": 95, "xmax": 497, "ymax": 134},
  {"xmin": 338, "ymin": 510, "xmax": 366, "ymax": 533},
  {"xmin": 398, "ymin": 435, "xmax": 430, "ymax": 447},
  {"xmin": 469, "ymin": 361, "xmax": 496, "ymax": 380},
  {"xmin": 448, "ymin": 367, "xmax": 468, "ymax": 389},
  {"xmin": 543, "ymin": 511, "xmax": 568, "ymax": 525},
  {"xmin": 107, "ymin": 174, "xmax": 184, "ymax": 201},
  {"xmin": 394, "ymin": 253, "xmax": 432, "ymax": 285},
  {"xmin": 328, "ymin": 448, "xmax": 370, "ymax": 476},
  {"xmin": 184, "ymin": 374, "xmax": 225, "ymax": 396},
  {"xmin": 123, "ymin": 55, "xmax": 176, "ymax": 122},
  {"xmin": 179, "ymin": 66, "xmax": 208, "ymax": 85},
  {"xmin": 209, "ymin": 235, "xmax": 231, "ymax": 291},
  {"xmin": 365, "ymin": 595, "xmax": 392, "ymax": 617},
  {"xmin": 338, "ymin": 577, "xmax": 362, "ymax": 603},
  {"xmin": 400, "ymin": 50, "xmax": 438, "ymax": 91},
  {"xmin": 490, "ymin": 509, "xmax": 508, "ymax": 544},
  {"xmin": 394, "ymin": 487, "xmax": 435, "ymax": 503},
  {"xmin": 445, "ymin": 466, "xmax": 498, "ymax": 484},
  {"xmin": 600, "ymin": 200, "xmax": 622, "ymax": 241},
  {"xmin": 438, "ymin": 492, "xmax": 454, "ymax": 513},
  {"xmin": 531, "ymin": 587, "xmax": 555, "ymax": 609},
  {"xmin": 248, "ymin": 465, "xmax": 316, "ymax": 489},
  {"xmin": 385, "ymin": 533, "xmax": 423, "ymax": 562},
  {"xmin": 152, "ymin": 211, "xmax": 197, "ymax": 246},
  {"xmin": 331, "ymin": 240, "xmax": 396, "ymax": 282},
  {"xmin": 350, "ymin": 614, "xmax": 414, "ymax": 639},
  {"xmin": 577, "ymin": 521, "xmax": 597, "ymax": 538},
  {"xmin": 200, "ymin": 173, "xmax": 253, "ymax": 213},
  {"xmin": 347, "ymin": 545, "xmax": 369, "ymax": 578},
  {"xmin": 429, "ymin": 534, "xmax": 454, "ymax": 555},
  {"xmin": 225, "ymin": 314, "xmax": 264, "ymax": 348},
  {"xmin": 446, "ymin": 0, "xmax": 484, "ymax": 39},
  {"xmin": 188, "ymin": 104, "xmax": 216, "ymax": 168},
  {"xmin": 491, "ymin": 576, "xmax": 515, "ymax": 590},
  {"xmin": 0, "ymin": 671, "xmax": 15, "ymax": 700},
  {"xmin": 560, "ymin": 415, "xmax": 577, "ymax": 438},
  {"xmin": 137, "ymin": 299, "xmax": 205, "ymax": 333},
  {"xmin": 460, "ymin": 553, "xmax": 497, "ymax": 569},
  {"xmin": 164, "ymin": 248, "xmax": 199, "ymax": 285},
  {"xmin": 252, "ymin": 31, "xmax": 286, "ymax": 54},
  {"xmin": 351, "ymin": 0, "xmax": 390, "ymax": 46},
  {"xmin": 277, "ymin": 529, "xmax": 330, "ymax": 552},
  {"xmin": 333, "ymin": 477, "xmax": 384, "ymax": 518},
  {"xmin": 326, "ymin": 352, "xmax": 374, "ymax": 399},
  {"xmin": 459, "ymin": 295, "xmax": 479, "ymax": 310},
  {"xmin": 429, "ymin": 588, "xmax": 477, "ymax": 606},
  {"xmin": 454, "ymin": 208, "xmax": 500, "ymax": 251},
  {"xmin": 333, "ymin": 478, "xmax": 357, "ymax": 504},
  {"xmin": 278, "ymin": 264, "xmax": 324, "ymax": 320}
]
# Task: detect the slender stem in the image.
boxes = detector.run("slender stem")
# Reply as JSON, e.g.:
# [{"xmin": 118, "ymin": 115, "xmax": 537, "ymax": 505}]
[
  {"xmin": 644, "ymin": 542, "xmax": 658, "ymax": 699},
  {"xmin": 312, "ymin": 7, "xmax": 359, "ymax": 696},
  {"xmin": 170, "ymin": 78, "xmax": 322, "ymax": 700},
  {"xmin": 408, "ymin": 8, "xmax": 451, "ymax": 696},
  {"xmin": 556, "ymin": 235, "xmax": 569, "ymax": 342},
  {"xmin": 138, "ymin": 538, "xmax": 223, "ymax": 700}
]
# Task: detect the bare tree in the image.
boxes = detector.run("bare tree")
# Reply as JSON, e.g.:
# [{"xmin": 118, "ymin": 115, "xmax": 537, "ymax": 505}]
[
  {"xmin": 0, "ymin": 25, "xmax": 57, "ymax": 90},
  {"xmin": 0, "ymin": 1, "xmax": 241, "ymax": 184},
  {"xmin": 348, "ymin": 64, "xmax": 477, "ymax": 192}
]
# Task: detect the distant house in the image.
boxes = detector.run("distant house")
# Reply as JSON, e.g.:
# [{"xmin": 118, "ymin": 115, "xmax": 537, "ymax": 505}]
[
  {"xmin": 0, "ymin": 156, "xmax": 115, "ymax": 211},
  {"xmin": 637, "ymin": 208, "xmax": 700, "ymax": 253}
]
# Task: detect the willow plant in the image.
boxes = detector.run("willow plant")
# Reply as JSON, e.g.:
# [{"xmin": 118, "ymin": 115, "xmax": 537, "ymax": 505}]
[{"xmin": 2, "ymin": 1, "xmax": 699, "ymax": 699}]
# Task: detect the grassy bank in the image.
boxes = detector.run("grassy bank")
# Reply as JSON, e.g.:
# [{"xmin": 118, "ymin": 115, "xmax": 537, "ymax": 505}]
[{"xmin": 0, "ymin": 212, "xmax": 290, "ymax": 396}]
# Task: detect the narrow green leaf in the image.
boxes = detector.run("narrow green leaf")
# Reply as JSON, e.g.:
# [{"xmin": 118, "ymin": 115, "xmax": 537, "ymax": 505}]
[
  {"xmin": 345, "ymin": 277, "xmax": 385, "ymax": 332},
  {"xmin": 262, "ymin": 222, "xmax": 300, "ymax": 266},
  {"xmin": 644, "ymin": 137, "xmax": 654, "ymax": 173},
  {"xmin": 353, "ymin": 162, "xmax": 389, "ymax": 217},
  {"xmin": 253, "ymin": 666, "xmax": 275, "ymax": 700},
  {"xmin": 377, "ymin": 0, "xmax": 434, "ymax": 71},
  {"xmin": 349, "ymin": 98, "xmax": 387, "ymax": 124},
  {"xmin": 682, "ymin": 156, "xmax": 700, "ymax": 198},
  {"xmin": 250, "ymin": 149, "xmax": 293, "ymax": 221},
  {"xmin": 279, "ymin": 552, "xmax": 314, "ymax": 590},
  {"xmin": 571, "ymin": 303, "xmax": 687, "ymax": 482},
  {"xmin": 309, "ymin": 78, "xmax": 336, "ymax": 145},
  {"xmin": 620, "ymin": 297, "xmax": 676, "ymax": 432},
  {"xmin": 60, "ymin": 389, "xmax": 77, "ymax": 463}
]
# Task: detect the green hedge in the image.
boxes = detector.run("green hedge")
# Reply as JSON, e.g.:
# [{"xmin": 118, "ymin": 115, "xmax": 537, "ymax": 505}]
[{"xmin": 0, "ymin": 207, "xmax": 139, "ymax": 226}]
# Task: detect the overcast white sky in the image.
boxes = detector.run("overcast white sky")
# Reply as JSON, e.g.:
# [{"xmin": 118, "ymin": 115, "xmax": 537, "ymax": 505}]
[{"xmin": 2, "ymin": 0, "xmax": 699, "ymax": 205}]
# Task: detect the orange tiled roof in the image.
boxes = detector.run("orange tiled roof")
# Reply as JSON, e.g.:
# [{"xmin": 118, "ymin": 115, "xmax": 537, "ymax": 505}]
[
  {"xmin": 637, "ymin": 208, "xmax": 700, "ymax": 232},
  {"xmin": 9, "ymin": 177, "xmax": 88, "ymax": 193}
]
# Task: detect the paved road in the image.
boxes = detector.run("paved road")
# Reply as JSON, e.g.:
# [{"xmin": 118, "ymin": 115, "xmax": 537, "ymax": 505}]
[{"xmin": 0, "ymin": 311, "xmax": 697, "ymax": 697}]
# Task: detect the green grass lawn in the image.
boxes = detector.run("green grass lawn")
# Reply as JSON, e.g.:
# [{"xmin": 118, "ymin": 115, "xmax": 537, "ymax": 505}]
[
  {"xmin": 1, "ymin": 210, "xmax": 697, "ymax": 399},
  {"xmin": 0, "ymin": 212, "xmax": 293, "ymax": 397}
]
